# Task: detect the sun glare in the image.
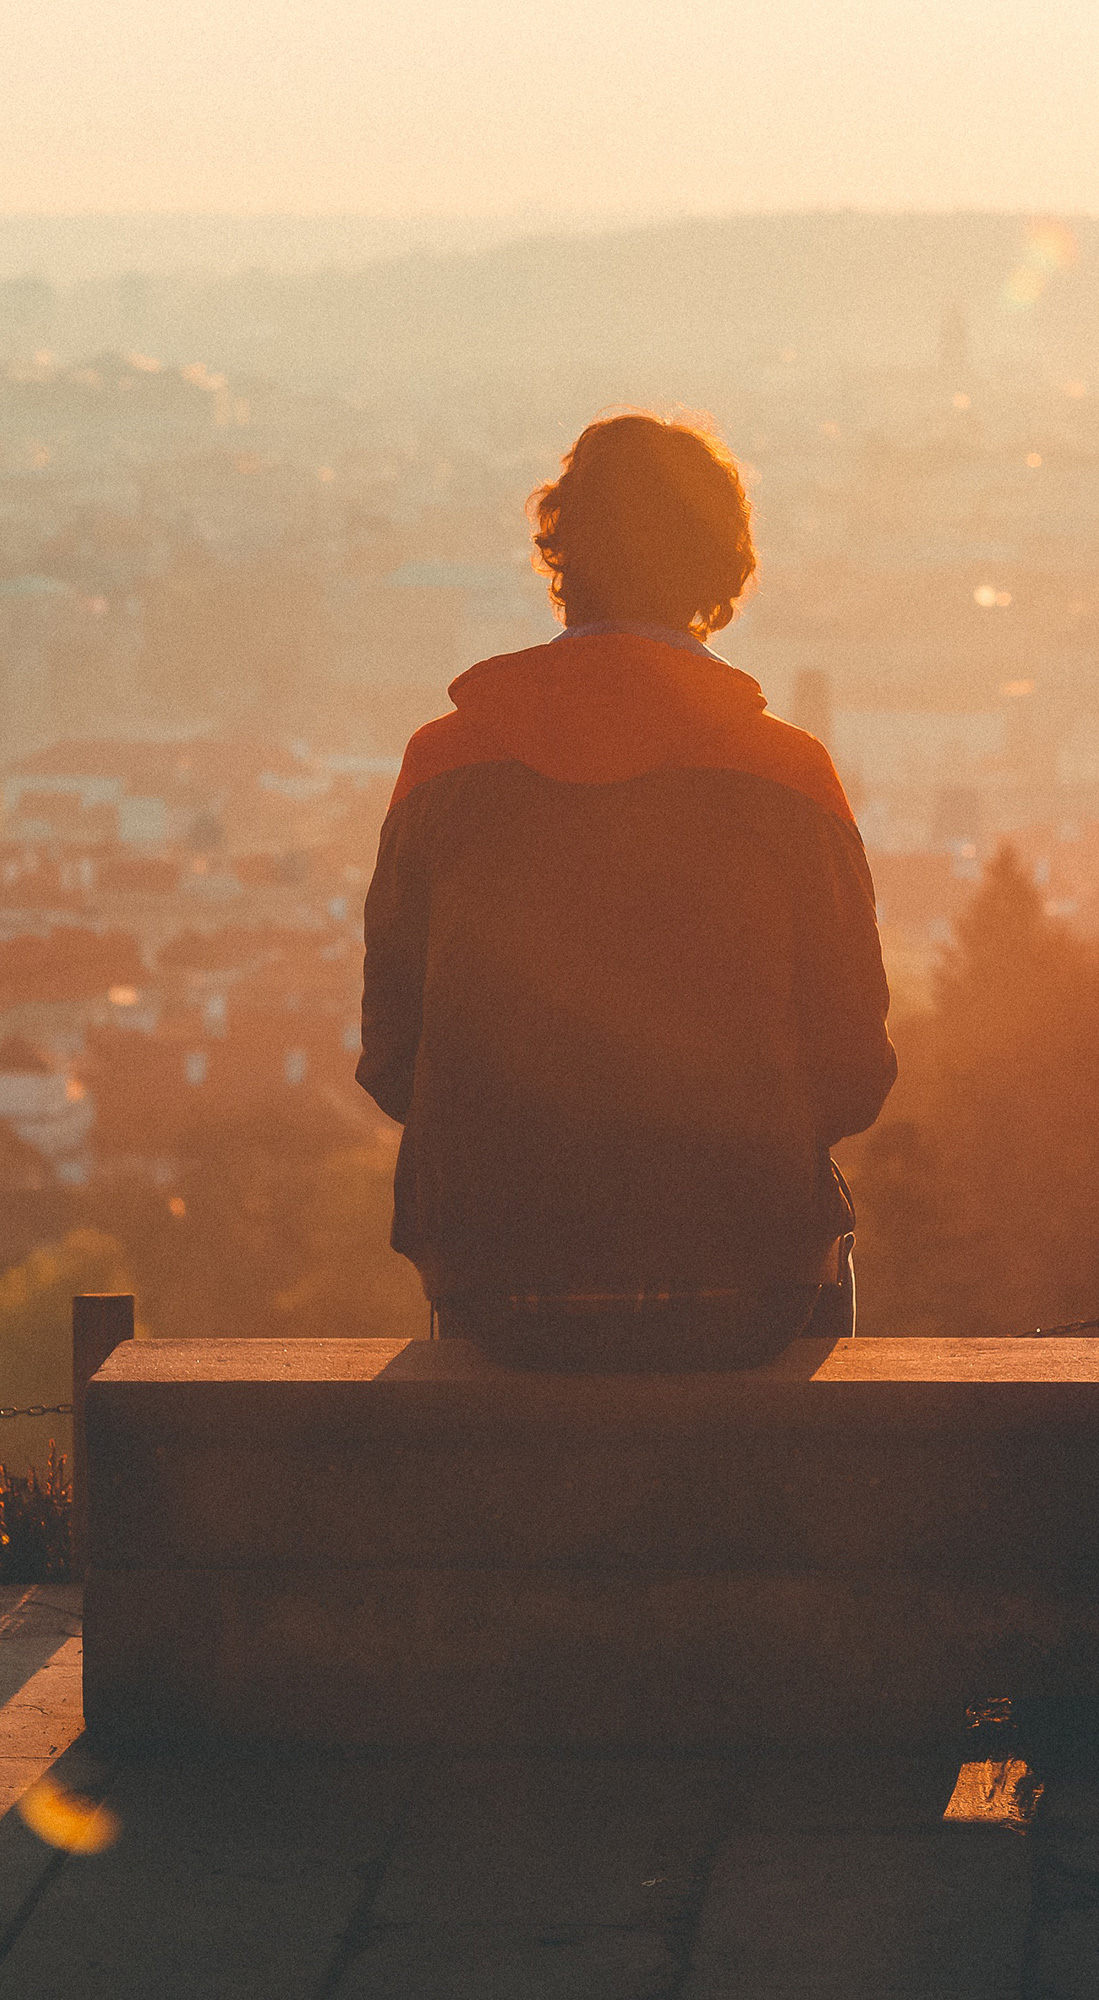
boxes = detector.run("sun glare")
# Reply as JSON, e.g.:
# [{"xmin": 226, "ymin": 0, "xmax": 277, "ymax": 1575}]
[
  {"xmin": 19, "ymin": 1776, "xmax": 120, "ymax": 1854},
  {"xmin": 1004, "ymin": 266, "xmax": 1045, "ymax": 309},
  {"xmin": 1026, "ymin": 220, "xmax": 1077, "ymax": 271},
  {"xmin": 1002, "ymin": 219, "xmax": 1077, "ymax": 312}
]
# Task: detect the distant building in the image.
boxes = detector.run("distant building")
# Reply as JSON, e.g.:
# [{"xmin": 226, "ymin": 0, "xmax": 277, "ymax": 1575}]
[
  {"xmin": 0, "ymin": 1034, "xmax": 93, "ymax": 1180},
  {"xmin": 0, "ymin": 575, "xmax": 74, "ymax": 755}
]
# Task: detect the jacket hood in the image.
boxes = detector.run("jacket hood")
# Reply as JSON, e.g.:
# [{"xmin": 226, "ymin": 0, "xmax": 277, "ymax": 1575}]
[{"xmin": 447, "ymin": 632, "xmax": 767, "ymax": 785}]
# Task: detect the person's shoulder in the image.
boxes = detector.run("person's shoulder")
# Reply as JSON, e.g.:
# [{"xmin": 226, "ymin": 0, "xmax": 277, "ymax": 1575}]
[
  {"xmin": 388, "ymin": 710, "xmax": 487, "ymax": 810},
  {"xmin": 737, "ymin": 711, "xmax": 856, "ymax": 828}
]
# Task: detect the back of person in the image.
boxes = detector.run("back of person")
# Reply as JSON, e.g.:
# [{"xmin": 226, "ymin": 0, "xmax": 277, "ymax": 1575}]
[{"xmin": 357, "ymin": 414, "xmax": 896, "ymax": 1366}]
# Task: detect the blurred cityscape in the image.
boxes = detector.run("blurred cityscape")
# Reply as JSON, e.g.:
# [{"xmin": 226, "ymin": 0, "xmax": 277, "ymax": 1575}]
[{"xmin": 2, "ymin": 210, "xmax": 1098, "ymax": 1341}]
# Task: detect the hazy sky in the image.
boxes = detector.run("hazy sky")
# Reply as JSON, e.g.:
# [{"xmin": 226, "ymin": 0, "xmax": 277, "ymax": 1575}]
[{"xmin": 4, "ymin": 0, "xmax": 1097, "ymax": 218}]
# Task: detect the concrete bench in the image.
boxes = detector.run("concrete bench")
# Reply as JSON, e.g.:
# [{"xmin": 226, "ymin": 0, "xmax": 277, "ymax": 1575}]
[{"xmin": 82, "ymin": 1333, "xmax": 1099, "ymax": 1752}]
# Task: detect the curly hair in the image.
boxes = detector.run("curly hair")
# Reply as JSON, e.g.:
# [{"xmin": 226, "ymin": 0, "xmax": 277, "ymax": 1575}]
[{"xmin": 528, "ymin": 412, "xmax": 756, "ymax": 639}]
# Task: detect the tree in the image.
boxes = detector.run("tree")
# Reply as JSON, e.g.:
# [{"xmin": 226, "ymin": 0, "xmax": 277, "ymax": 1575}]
[
  {"xmin": 122, "ymin": 1101, "xmax": 425, "ymax": 1342},
  {"xmin": 842, "ymin": 845, "xmax": 1099, "ymax": 1336},
  {"xmin": 268, "ymin": 1146, "xmax": 427, "ymax": 1340}
]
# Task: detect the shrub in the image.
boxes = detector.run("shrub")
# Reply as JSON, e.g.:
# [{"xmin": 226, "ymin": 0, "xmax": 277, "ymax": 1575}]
[{"xmin": 0, "ymin": 1443, "xmax": 71, "ymax": 1583}]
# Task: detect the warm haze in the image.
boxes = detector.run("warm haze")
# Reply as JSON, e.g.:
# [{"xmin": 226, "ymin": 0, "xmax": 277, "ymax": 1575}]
[{"xmin": 2, "ymin": 0, "xmax": 1098, "ymax": 218}]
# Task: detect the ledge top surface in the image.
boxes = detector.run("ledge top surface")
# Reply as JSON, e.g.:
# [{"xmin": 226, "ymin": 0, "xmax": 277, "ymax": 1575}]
[
  {"xmin": 91, "ymin": 1335, "xmax": 1099, "ymax": 1386},
  {"xmin": 810, "ymin": 1337, "xmax": 1099, "ymax": 1381}
]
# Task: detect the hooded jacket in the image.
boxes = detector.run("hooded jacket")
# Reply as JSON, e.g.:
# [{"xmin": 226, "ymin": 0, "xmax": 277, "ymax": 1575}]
[{"xmin": 357, "ymin": 630, "xmax": 896, "ymax": 1301}]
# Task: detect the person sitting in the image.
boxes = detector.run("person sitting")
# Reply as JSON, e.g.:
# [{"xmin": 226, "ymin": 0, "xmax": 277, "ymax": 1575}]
[{"xmin": 357, "ymin": 411, "xmax": 896, "ymax": 1370}]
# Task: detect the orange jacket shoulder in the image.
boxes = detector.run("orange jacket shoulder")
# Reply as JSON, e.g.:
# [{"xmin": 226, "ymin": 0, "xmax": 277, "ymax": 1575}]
[
  {"xmin": 388, "ymin": 711, "xmax": 495, "ymax": 809},
  {"xmin": 733, "ymin": 713, "xmax": 856, "ymax": 827}
]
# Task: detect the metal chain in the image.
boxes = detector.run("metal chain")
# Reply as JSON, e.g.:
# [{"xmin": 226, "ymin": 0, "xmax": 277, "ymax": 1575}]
[{"xmin": 0, "ymin": 1404, "xmax": 74, "ymax": 1420}]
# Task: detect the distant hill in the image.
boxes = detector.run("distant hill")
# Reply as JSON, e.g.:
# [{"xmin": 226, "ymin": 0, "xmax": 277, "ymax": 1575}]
[
  {"xmin": 0, "ymin": 212, "xmax": 632, "ymax": 283},
  {"xmin": 2, "ymin": 213, "xmax": 1097, "ymax": 397}
]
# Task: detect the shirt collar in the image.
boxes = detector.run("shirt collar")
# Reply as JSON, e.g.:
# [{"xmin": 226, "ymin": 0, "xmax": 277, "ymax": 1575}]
[{"xmin": 554, "ymin": 619, "xmax": 725, "ymax": 662}]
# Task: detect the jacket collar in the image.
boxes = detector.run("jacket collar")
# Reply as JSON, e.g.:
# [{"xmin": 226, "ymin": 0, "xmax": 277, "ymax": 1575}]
[{"xmin": 447, "ymin": 629, "xmax": 766, "ymax": 786}]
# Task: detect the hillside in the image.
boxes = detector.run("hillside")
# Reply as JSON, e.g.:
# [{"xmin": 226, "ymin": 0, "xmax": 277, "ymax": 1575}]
[{"xmin": 2, "ymin": 212, "xmax": 1097, "ymax": 396}]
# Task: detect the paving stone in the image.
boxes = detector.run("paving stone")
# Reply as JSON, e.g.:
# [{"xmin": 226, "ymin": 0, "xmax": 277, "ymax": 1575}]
[
  {"xmin": 0, "ymin": 1587, "xmax": 82, "ymax": 1708},
  {"xmin": 0, "ymin": 1754, "xmax": 408, "ymax": 2000},
  {"xmin": 1023, "ymin": 1906, "xmax": 1099, "ymax": 1999},
  {"xmin": 1022, "ymin": 1794, "xmax": 1099, "ymax": 2000},
  {"xmin": 0, "ymin": 1859, "xmax": 358, "ymax": 2000},
  {"xmin": 1045, "ymin": 1834, "xmax": 1099, "ymax": 1875},
  {"xmin": 0, "ymin": 1633, "xmax": 83, "ymax": 1741},
  {"xmin": 1033, "ymin": 1775, "xmax": 1099, "ymax": 1834},
  {"xmin": 0, "ymin": 1697, "xmax": 82, "ymax": 1760},
  {"xmin": 370, "ymin": 1755, "xmax": 733, "ymax": 1929},
  {"xmin": 681, "ymin": 1827, "xmax": 1031, "ymax": 1998},
  {"xmin": 0, "ymin": 1591, "xmax": 84, "ymax": 1772},
  {"xmin": 334, "ymin": 1924, "xmax": 678, "ymax": 1999},
  {"xmin": 0, "ymin": 1754, "xmax": 57, "ymax": 1815},
  {"xmin": 735, "ymin": 1748, "xmax": 963, "ymax": 1831},
  {"xmin": 0, "ymin": 1793, "xmax": 61, "ymax": 1941},
  {"xmin": 0, "ymin": 1593, "xmax": 92, "ymax": 1947}
]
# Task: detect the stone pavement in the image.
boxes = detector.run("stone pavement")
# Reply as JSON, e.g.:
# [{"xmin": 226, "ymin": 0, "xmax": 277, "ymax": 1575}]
[{"xmin": 2, "ymin": 1583, "xmax": 1093, "ymax": 1997}]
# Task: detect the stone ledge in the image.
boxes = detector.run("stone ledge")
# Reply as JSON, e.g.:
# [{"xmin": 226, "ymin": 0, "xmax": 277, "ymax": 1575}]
[
  {"xmin": 83, "ymin": 1564, "xmax": 1099, "ymax": 1751},
  {"xmin": 87, "ymin": 1337, "xmax": 1099, "ymax": 1580},
  {"xmin": 83, "ymin": 1335, "xmax": 1099, "ymax": 1752},
  {"xmin": 84, "ymin": 1333, "xmax": 1099, "ymax": 1452},
  {"xmin": 89, "ymin": 1334, "xmax": 1099, "ymax": 1383}
]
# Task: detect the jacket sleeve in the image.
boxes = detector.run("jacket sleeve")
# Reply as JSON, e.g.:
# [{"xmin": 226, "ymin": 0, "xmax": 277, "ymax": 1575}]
[
  {"xmin": 796, "ymin": 809, "xmax": 897, "ymax": 1147},
  {"xmin": 355, "ymin": 799, "xmax": 430, "ymax": 1124}
]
